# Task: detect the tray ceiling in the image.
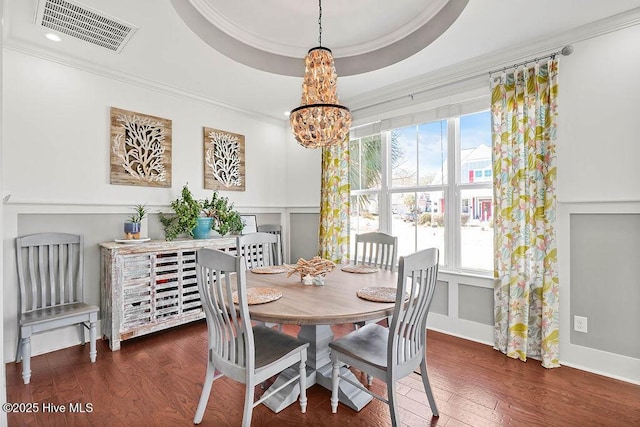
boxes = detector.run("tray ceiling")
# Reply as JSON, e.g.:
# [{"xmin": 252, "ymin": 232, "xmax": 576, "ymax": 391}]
[{"xmin": 4, "ymin": 0, "xmax": 640, "ymax": 122}]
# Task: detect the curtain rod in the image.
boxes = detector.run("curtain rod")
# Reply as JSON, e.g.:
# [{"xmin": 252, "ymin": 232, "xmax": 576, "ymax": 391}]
[
  {"xmin": 488, "ymin": 45, "xmax": 574, "ymax": 75},
  {"xmin": 352, "ymin": 45, "xmax": 574, "ymax": 114}
]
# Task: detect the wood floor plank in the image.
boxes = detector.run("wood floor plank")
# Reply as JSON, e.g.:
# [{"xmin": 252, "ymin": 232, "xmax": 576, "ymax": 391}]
[
  {"xmin": 5, "ymin": 321, "xmax": 640, "ymax": 426},
  {"xmin": 114, "ymin": 350, "xmax": 187, "ymax": 426}
]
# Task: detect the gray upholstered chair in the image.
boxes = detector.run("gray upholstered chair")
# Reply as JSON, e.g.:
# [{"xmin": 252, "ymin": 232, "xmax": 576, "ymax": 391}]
[
  {"xmin": 15, "ymin": 233, "xmax": 99, "ymax": 384},
  {"xmin": 257, "ymin": 224, "xmax": 284, "ymax": 265},
  {"xmin": 329, "ymin": 248, "xmax": 440, "ymax": 427},
  {"xmin": 193, "ymin": 248, "xmax": 308, "ymax": 426}
]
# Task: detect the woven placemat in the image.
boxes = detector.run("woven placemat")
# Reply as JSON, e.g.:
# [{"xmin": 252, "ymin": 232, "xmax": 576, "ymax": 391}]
[
  {"xmin": 233, "ymin": 287, "xmax": 282, "ymax": 305},
  {"xmin": 341, "ymin": 265, "xmax": 379, "ymax": 274},
  {"xmin": 356, "ymin": 287, "xmax": 398, "ymax": 303},
  {"xmin": 250, "ymin": 265, "xmax": 288, "ymax": 274}
]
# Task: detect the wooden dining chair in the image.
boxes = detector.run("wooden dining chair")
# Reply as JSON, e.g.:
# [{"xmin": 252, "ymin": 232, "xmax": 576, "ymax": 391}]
[
  {"xmin": 236, "ymin": 232, "xmax": 280, "ymax": 269},
  {"xmin": 15, "ymin": 233, "xmax": 99, "ymax": 384},
  {"xmin": 329, "ymin": 248, "xmax": 440, "ymax": 427},
  {"xmin": 236, "ymin": 232, "xmax": 282, "ymax": 330},
  {"xmin": 352, "ymin": 232, "xmax": 399, "ymax": 333},
  {"xmin": 352, "ymin": 232, "xmax": 398, "ymax": 272},
  {"xmin": 257, "ymin": 224, "xmax": 284, "ymax": 265},
  {"xmin": 193, "ymin": 248, "xmax": 308, "ymax": 426}
]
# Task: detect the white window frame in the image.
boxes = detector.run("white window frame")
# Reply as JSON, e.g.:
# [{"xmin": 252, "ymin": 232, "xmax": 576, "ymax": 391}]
[{"xmin": 349, "ymin": 102, "xmax": 492, "ymax": 277}]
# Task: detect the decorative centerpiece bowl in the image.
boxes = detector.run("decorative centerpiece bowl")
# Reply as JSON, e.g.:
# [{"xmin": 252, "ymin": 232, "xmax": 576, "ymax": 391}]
[{"xmin": 286, "ymin": 257, "xmax": 336, "ymax": 283}]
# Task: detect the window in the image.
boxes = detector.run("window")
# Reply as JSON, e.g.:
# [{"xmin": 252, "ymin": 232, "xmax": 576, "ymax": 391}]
[
  {"xmin": 349, "ymin": 110, "xmax": 493, "ymax": 274},
  {"xmin": 461, "ymin": 199, "xmax": 470, "ymax": 214},
  {"xmin": 459, "ymin": 112, "xmax": 493, "ymax": 271},
  {"xmin": 349, "ymin": 135, "xmax": 382, "ymax": 238}
]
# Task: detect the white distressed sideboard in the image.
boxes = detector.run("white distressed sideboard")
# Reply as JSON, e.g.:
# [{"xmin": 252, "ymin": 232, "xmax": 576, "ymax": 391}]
[{"xmin": 100, "ymin": 238, "xmax": 236, "ymax": 350}]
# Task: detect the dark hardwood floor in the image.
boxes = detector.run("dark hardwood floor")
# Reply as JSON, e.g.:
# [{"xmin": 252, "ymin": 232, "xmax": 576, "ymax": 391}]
[{"xmin": 6, "ymin": 321, "xmax": 640, "ymax": 426}]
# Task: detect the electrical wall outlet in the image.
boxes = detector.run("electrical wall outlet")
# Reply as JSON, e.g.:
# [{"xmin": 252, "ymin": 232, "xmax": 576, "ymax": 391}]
[{"xmin": 574, "ymin": 315, "xmax": 588, "ymax": 333}]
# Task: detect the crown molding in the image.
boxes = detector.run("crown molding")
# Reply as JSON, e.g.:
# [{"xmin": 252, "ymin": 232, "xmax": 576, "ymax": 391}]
[
  {"xmin": 347, "ymin": 7, "xmax": 640, "ymax": 121},
  {"xmin": 3, "ymin": 41, "xmax": 288, "ymax": 128}
]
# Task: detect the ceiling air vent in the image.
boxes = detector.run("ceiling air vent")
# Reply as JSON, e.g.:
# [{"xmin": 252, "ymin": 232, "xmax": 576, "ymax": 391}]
[{"xmin": 35, "ymin": 0, "xmax": 138, "ymax": 53}]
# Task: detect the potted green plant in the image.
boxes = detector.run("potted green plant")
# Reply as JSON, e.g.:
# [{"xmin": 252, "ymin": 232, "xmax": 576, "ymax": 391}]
[
  {"xmin": 160, "ymin": 184, "xmax": 244, "ymax": 240},
  {"xmin": 192, "ymin": 209, "xmax": 214, "ymax": 240},
  {"xmin": 124, "ymin": 204, "xmax": 147, "ymax": 240},
  {"xmin": 201, "ymin": 191, "xmax": 244, "ymax": 237},
  {"xmin": 159, "ymin": 185, "xmax": 201, "ymax": 241}
]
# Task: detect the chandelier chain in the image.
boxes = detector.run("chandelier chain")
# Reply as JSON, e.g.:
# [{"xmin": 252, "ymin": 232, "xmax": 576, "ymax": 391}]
[
  {"xmin": 318, "ymin": 0, "xmax": 322, "ymax": 46},
  {"xmin": 290, "ymin": 0, "xmax": 351, "ymax": 148}
]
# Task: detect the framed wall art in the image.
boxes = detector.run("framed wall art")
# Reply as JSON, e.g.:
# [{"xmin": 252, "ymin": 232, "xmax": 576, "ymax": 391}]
[
  {"xmin": 110, "ymin": 107, "xmax": 172, "ymax": 187},
  {"xmin": 203, "ymin": 126, "xmax": 245, "ymax": 191}
]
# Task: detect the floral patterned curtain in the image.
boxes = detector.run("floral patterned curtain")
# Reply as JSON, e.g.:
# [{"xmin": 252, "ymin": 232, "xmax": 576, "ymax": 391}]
[
  {"xmin": 319, "ymin": 138, "xmax": 350, "ymax": 264},
  {"xmin": 491, "ymin": 58, "xmax": 560, "ymax": 368}
]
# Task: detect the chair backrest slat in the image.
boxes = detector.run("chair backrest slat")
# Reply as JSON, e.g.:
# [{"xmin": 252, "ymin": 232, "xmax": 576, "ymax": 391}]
[
  {"xmin": 66, "ymin": 243, "xmax": 72, "ymax": 302},
  {"xmin": 353, "ymin": 232, "xmax": 398, "ymax": 272},
  {"xmin": 61, "ymin": 243, "xmax": 70, "ymax": 304},
  {"xmin": 74, "ymin": 241, "xmax": 84, "ymax": 302},
  {"xmin": 16, "ymin": 243, "xmax": 27, "ymax": 313},
  {"xmin": 48, "ymin": 244, "xmax": 56, "ymax": 306},
  {"xmin": 389, "ymin": 248, "xmax": 439, "ymax": 368},
  {"xmin": 38, "ymin": 245, "xmax": 47, "ymax": 308},
  {"xmin": 16, "ymin": 233, "xmax": 84, "ymax": 314},
  {"xmin": 28, "ymin": 246, "xmax": 37, "ymax": 311},
  {"xmin": 197, "ymin": 248, "xmax": 255, "ymax": 382}
]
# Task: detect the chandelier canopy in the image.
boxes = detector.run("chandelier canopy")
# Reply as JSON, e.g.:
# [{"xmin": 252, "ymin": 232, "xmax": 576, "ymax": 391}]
[{"xmin": 290, "ymin": 1, "xmax": 351, "ymax": 148}]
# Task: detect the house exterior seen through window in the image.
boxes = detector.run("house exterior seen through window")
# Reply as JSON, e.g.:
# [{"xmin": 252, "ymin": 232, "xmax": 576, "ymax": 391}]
[{"xmin": 349, "ymin": 110, "xmax": 493, "ymax": 274}]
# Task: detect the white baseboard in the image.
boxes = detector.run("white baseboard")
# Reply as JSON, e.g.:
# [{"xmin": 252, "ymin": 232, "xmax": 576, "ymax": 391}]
[{"xmin": 427, "ymin": 312, "xmax": 493, "ymax": 346}]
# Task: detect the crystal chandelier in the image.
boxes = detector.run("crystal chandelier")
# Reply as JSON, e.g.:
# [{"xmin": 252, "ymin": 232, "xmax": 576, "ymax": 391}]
[{"xmin": 290, "ymin": 0, "xmax": 352, "ymax": 148}]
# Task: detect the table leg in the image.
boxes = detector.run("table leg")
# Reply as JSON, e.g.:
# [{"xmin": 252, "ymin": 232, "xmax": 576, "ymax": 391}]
[{"xmin": 262, "ymin": 325, "xmax": 373, "ymax": 413}]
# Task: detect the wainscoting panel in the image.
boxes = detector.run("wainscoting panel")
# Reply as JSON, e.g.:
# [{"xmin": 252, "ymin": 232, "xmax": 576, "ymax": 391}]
[
  {"xmin": 458, "ymin": 283, "xmax": 494, "ymax": 325},
  {"xmin": 570, "ymin": 213, "xmax": 640, "ymax": 359},
  {"xmin": 430, "ymin": 280, "xmax": 449, "ymax": 316},
  {"xmin": 289, "ymin": 213, "xmax": 320, "ymax": 262}
]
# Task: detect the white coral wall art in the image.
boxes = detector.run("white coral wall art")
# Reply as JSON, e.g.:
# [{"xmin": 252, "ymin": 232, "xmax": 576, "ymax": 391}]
[
  {"xmin": 203, "ymin": 127, "xmax": 245, "ymax": 191},
  {"xmin": 110, "ymin": 107, "xmax": 172, "ymax": 187}
]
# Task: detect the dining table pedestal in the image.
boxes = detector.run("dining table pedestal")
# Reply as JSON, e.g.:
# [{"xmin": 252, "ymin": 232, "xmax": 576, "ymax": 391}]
[
  {"xmin": 262, "ymin": 324, "xmax": 373, "ymax": 413},
  {"xmin": 245, "ymin": 265, "xmax": 397, "ymax": 413}
]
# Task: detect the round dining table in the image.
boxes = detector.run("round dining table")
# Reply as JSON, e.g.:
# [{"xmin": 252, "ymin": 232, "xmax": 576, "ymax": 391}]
[{"xmin": 245, "ymin": 265, "xmax": 398, "ymax": 413}]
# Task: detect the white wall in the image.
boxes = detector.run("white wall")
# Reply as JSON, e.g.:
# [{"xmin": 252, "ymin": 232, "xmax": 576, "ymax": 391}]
[
  {"xmin": 556, "ymin": 23, "xmax": 640, "ymax": 383},
  {"xmin": 3, "ymin": 50, "xmax": 289, "ymax": 207},
  {"xmin": 2, "ymin": 48, "xmax": 291, "ymax": 361},
  {"xmin": 557, "ymin": 25, "xmax": 640, "ymax": 203},
  {"xmin": 285, "ymin": 132, "xmax": 321, "ymax": 208}
]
